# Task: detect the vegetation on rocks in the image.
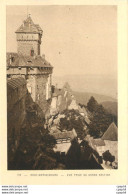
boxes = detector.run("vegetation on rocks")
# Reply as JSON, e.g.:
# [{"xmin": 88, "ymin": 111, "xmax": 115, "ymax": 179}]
[
  {"xmin": 87, "ymin": 96, "xmax": 117, "ymax": 138},
  {"xmin": 59, "ymin": 109, "xmax": 87, "ymax": 139}
]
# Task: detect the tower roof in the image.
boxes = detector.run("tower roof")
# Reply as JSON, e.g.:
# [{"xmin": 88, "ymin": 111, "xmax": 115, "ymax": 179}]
[
  {"xmin": 15, "ymin": 16, "xmax": 43, "ymax": 34},
  {"xmin": 101, "ymin": 122, "xmax": 118, "ymax": 141}
]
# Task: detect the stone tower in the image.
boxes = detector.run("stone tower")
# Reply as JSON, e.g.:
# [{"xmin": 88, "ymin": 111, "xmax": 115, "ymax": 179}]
[
  {"xmin": 7, "ymin": 15, "xmax": 53, "ymax": 114},
  {"xmin": 15, "ymin": 15, "xmax": 42, "ymax": 56}
]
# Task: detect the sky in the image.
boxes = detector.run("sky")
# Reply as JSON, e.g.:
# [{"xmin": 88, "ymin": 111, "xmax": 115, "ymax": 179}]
[{"xmin": 6, "ymin": 5, "xmax": 117, "ymax": 79}]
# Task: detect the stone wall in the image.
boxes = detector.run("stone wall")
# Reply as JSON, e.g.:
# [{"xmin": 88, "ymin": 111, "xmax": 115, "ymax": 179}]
[
  {"xmin": 35, "ymin": 74, "xmax": 51, "ymax": 115},
  {"xmin": 17, "ymin": 40, "xmax": 40, "ymax": 56},
  {"xmin": 16, "ymin": 33, "xmax": 39, "ymax": 41},
  {"xmin": 7, "ymin": 67, "xmax": 52, "ymax": 76},
  {"xmin": 46, "ymin": 74, "xmax": 52, "ymax": 100},
  {"xmin": 27, "ymin": 75, "xmax": 36, "ymax": 102},
  {"xmin": 7, "ymin": 67, "xmax": 27, "ymax": 75},
  {"xmin": 7, "ymin": 72, "xmax": 52, "ymax": 115},
  {"xmin": 50, "ymin": 96, "xmax": 58, "ymax": 115}
]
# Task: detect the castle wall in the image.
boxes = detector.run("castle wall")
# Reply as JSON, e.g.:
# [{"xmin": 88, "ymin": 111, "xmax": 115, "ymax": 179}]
[
  {"xmin": 50, "ymin": 96, "xmax": 58, "ymax": 115},
  {"xmin": 16, "ymin": 33, "xmax": 39, "ymax": 41},
  {"xmin": 46, "ymin": 74, "xmax": 52, "ymax": 100},
  {"xmin": 35, "ymin": 74, "xmax": 50, "ymax": 113},
  {"xmin": 7, "ymin": 16, "xmax": 53, "ymax": 118},
  {"xmin": 7, "ymin": 71, "xmax": 52, "ymax": 114},
  {"xmin": 7, "ymin": 67, "xmax": 27, "ymax": 75},
  {"xmin": 27, "ymin": 75, "xmax": 36, "ymax": 102},
  {"xmin": 17, "ymin": 40, "xmax": 39, "ymax": 56},
  {"xmin": 7, "ymin": 67, "xmax": 52, "ymax": 76}
]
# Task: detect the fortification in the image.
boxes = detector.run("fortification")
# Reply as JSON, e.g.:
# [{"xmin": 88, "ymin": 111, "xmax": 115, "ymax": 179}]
[{"xmin": 7, "ymin": 15, "xmax": 53, "ymax": 114}]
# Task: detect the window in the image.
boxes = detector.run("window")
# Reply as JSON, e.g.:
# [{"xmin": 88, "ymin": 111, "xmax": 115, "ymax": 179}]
[
  {"xmin": 30, "ymin": 49, "xmax": 34, "ymax": 56},
  {"xmin": 11, "ymin": 57, "xmax": 14, "ymax": 62},
  {"xmin": 7, "ymin": 75, "xmax": 11, "ymax": 78}
]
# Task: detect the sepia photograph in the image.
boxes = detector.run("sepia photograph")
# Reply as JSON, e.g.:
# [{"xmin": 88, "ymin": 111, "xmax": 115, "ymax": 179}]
[{"xmin": 6, "ymin": 5, "xmax": 118, "ymax": 170}]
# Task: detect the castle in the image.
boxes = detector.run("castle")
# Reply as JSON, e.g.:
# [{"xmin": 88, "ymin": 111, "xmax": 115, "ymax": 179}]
[
  {"xmin": 7, "ymin": 15, "xmax": 54, "ymax": 165},
  {"xmin": 7, "ymin": 15, "xmax": 53, "ymax": 113}
]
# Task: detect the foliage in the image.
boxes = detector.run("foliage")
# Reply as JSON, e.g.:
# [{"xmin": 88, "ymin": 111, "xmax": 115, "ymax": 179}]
[
  {"xmin": 78, "ymin": 103, "xmax": 86, "ymax": 109},
  {"xmin": 87, "ymin": 96, "xmax": 116, "ymax": 138},
  {"xmin": 59, "ymin": 109, "xmax": 86, "ymax": 139},
  {"xmin": 9, "ymin": 109, "xmax": 56, "ymax": 170},
  {"xmin": 102, "ymin": 150, "xmax": 115, "ymax": 163},
  {"xmin": 87, "ymin": 96, "xmax": 98, "ymax": 112},
  {"xmin": 39, "ymin": 129, "xmax": 56, "ymax": 150},
  {"xmin": 33, "ymin": 151, "xmax": 57, "ymax": 170}
]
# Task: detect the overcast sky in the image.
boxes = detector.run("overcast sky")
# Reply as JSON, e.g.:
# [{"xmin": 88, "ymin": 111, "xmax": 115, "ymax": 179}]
[{"xmin": 6, "ymin": 5, "xmax": 117, "ymax": 78}]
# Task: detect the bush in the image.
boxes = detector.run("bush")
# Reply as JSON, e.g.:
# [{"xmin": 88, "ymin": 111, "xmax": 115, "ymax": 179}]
[{"xmin": 102, "ymin": 150, "xmax": 115, "ymax": 163}]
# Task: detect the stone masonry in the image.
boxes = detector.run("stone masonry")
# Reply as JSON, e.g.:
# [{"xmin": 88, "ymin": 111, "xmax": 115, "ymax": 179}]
[{"xmin": 7, "ymin": 15, "xmax": 53, "ymax": 114}]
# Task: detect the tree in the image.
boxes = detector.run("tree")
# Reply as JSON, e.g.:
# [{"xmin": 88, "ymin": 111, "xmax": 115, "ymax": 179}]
[
  {"xmin": 88, "ymin": 102, "xmax": 113, "ymax": 138},
  {"xmin": 40, "ymin": 130, "xmax": 56, "ymax": 150},
  {"xmin": 87, "ymin": 96, "xmax": 98, "ymax": 112},
  {"xmin": 102, "ymin": 150, "xmax": 115, "ymax": 165},
  {"xmin": 33, "ymin": 151, "xmax": 57, "ymax": 170},
  {"xmin": 59, "ymin": 109, "xmax": 86, "ymax": 139},
  {"xmin": 32, "ymin": 130, "xmax": 56, "ymax": 170}
]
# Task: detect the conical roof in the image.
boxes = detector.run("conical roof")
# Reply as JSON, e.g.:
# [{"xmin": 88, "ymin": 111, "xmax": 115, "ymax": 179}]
[
  {"xmin": 101, "ymin": 122, "xmax": 118, "ymax": 141},
  {"xmin": 15, "ymin": 16, "xmax": 43, "ymax": 34}
]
